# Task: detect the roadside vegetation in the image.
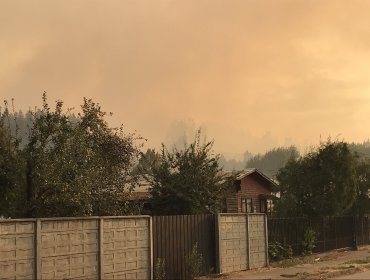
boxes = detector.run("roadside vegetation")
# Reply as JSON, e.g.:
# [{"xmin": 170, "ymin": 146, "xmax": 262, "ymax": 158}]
[
  {"xmin": 0, "ymin": 95, "xmax": 226, "ymax": 218},
  {"xmin": 0, "ymin": 93, "xmax": 144, "ymax": 218},
  {"xmin": 1, "ymin": 94, "xmax": 370, "ymax": 221}
]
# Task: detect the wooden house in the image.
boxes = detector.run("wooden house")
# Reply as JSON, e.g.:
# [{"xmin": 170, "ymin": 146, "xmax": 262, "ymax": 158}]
[{"xmin": 223, "ymin": 168, "xmax": 277, "ymax": 214}]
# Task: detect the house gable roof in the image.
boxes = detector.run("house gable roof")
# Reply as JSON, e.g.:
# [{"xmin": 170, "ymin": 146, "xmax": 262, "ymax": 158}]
[{"xmin": 223, "ymin": 168, "xmax": 278, "ymax": 190}]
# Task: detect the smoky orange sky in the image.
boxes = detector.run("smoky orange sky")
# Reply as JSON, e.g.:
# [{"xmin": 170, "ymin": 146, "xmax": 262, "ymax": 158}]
[{"xmin": 1, "ymin": 0, "xmax": 370, "ymax": 159}]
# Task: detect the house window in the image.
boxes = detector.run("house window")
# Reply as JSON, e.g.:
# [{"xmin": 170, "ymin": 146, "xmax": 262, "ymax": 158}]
[
  {"xmin": 242, "ymin": 198, "xmax": 253, "ymax": 213},
  {"xmin": 247, "ymin": 198, "xmax": 252, "ymax": 212},
  {"xmin": 260, "ymin": 199, "xmax": 267, "ymax": 213},
  {"xmin": 241, "ymin": 198, "xmax": 246, "ymax": 213}
]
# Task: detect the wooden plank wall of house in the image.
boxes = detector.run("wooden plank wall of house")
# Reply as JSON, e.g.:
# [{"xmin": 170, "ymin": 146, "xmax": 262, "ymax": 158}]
[
  {"xmin": 238, "ymin": 174, "xmax": 272, "ymax": 213},
  {"xmin": 224, "ymin": 170, "xmax": 276, "ymax": 214},
  {"xmin": 152, "ymin": 214, "xmax": 217, "ymax": 280}
]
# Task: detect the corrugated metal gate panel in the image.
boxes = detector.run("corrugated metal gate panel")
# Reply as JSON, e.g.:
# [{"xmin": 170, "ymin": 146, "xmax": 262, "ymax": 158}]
[{"xmin": 152, "ymin": 214, "xmax": 216, "ymax": 280}]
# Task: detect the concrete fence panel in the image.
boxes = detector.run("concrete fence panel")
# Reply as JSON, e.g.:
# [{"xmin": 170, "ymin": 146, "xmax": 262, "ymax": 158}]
[
  {"xmin": 0, "ymin": 220, "xmax": 36, "ymax": 280},
  {"xmin": 40, "ymin": 218, "xmax": 99, "ymax": 279},
  {"xmin": 1, "ymin": 214, "xmax": 268, "ymax": 278},
  {"xmin": 248, "ymin": 214, "xmax": 268, "ymax": 269},
  {"xmin": 217, "ymin": 213, "xmax": 268, "ymax": 274},
  {"xmin": 0, "ymin": 216, "xmax": 152, "ymax": 280},
  {"xmin": 217, "ymin": 214, "xmax": 248, "ymax": 273},
  {"xmin": 102, "ymin": 217, "xmax": 151, "ymax": 279}
]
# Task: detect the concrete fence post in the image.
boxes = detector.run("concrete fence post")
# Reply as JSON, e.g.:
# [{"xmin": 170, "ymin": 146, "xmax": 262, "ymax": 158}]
[
  {"xmin": 264, "ymin": 215, "xmax": 269, "ymax": 267},
  {"xmin": 35, "ymin": 219, "xmax": 42, "ymax": 280},
  {"xmin": 215, "ymin": 214, "xmax": 221, "ymax": 273},
  {"xmin": 99, "ymin": 218, "xmax": 104, "ymax": 279},
  {"xmin": 149, "ymin": 216, "xmax": 153, "ymax": 280},
  {"xmin": 246, "ymin": 214, "xmax": 250, "ymax": 269},
  {"xmin": 216, "ymin": 214, "xmax": 221, "ymax": 274}
]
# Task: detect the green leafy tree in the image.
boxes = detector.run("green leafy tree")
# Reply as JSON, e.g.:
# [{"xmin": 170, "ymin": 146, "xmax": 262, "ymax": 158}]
[
  {"xmin": 275, "ymin": 141, "xmax": 358, "ymax": 217},
  {"xmin": 6, "ymin": 108, "xmax": 79, "ymax": 148},
  {"xmin": 2, "ymin": 93, "xmax": 143, "ymax": 218},
  {"xmin": 25, "ymin": 94, "xmax": 143, "ymax": 217},
  {"xmin": 149, "ymin": 130, "xmax": 224, "ymax": 215},
  {"xmin": 0, "ymin": 102, "xmax": 26, "ymax": 217},
  {"xmin": 351, "ymin": 159, "xmax": 370, "ymax": 216}
]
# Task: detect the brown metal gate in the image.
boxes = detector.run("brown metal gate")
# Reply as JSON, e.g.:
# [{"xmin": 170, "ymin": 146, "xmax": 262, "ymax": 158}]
[{"xmin": 152, "ymin": 214, "xmax": 217, "ymax": 279}]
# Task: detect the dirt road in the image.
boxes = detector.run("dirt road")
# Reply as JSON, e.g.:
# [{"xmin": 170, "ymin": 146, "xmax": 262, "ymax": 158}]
[
  {"xmin": 335, "ymin": 269, "xmax": 370, "ymax": 279},
  {"xmin": 210, "ymin": 245, "xmax": 370, "ymax": 280}
]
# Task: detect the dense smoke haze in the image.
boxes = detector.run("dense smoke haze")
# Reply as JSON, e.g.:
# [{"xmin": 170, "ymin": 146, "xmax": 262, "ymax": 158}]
[{"xmin": 1, "ymin": 0, "xmax": 370, "ymax": 158}]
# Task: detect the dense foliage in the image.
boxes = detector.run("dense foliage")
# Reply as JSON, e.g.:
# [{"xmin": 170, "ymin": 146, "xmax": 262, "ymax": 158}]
[
  {"xmin": 2, "ymin": 95, "xmax": 370, "ymax": 218},
  {"xmin": 149, "ymin": 131, "xmax": 225, "ymax": 215},
  {"xmin": 0, "ymin": 94, "xmax": 142, "ymax": 218},
  {"xmin": 275, "ymin": 141, "xmax": 362, "ymax": 217},
  {"xmin": 351, "ymin": 159, "xmax": 370, "ymax": 216},
  {"xmin": 0, "ymin": 103, "xmax": 26, "ymax": 217}
]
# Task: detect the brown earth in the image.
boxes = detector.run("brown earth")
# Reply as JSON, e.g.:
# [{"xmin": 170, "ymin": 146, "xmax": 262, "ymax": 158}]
[{"xmin": 200, "ymin": 245, "xmax": 370, "ymax": 280}]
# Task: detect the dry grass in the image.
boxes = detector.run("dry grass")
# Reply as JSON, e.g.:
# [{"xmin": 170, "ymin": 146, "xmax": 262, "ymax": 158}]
[
  {"xmin": 271, "ymin": 255, "xmax": 317, "ymax": 268},
  {"xmin": 345, "ymin": 256, "xmax": 370, "ymax": 264}
]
